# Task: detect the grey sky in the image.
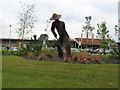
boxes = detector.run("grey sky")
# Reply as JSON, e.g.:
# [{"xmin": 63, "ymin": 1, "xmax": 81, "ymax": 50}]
[{"xmin": 0, "ymin": 0, "xmax": 119, "ymax": 40}]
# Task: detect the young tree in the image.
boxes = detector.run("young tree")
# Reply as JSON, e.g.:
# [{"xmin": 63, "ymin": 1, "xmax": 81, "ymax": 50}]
[
  {"xmin": 114, "ymin": 25, "xmax": 119, "ymax": 45},
  {"xmin": 114, "ymin": 25, "xmax": 118, "ymax": 36},
  {"xmin": 17, "ymin": 3, "xmax": 37, "ymax": 47},
  {"xmin": 82, "ymin": 16, "xmax": 95, "ymax": 49},
  {"xmin": 97, "ymin": 22, "xmax": 111, "ymax": 55},
  {"xmin": 45, "ymin": 20, "xmax": 51, "ymax": 31},
  {"xmin": 114, "ymin": 25, "xmax": 120, "ymax": 60}
]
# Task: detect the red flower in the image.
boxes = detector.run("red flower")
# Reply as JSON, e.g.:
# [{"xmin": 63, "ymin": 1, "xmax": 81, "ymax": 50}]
[
  {"xmin": 27, "ymin": 52, "xmax": 34, "ymax": 58},
  {"xmin": 38, "ymin": 54, "xmax": 46, "ymax": 60},
  {"xmin": 72, "ymin": 55, "xmax": 79, "ymax": 61},
  {"xmin": 78, "ymin": 55, "xmax": 91, "ymax": 63},
  {"xmin": 94, "ymin": 56, "xmax": 101, "ymax": 61},
  {"xmin": 64, "ymin": 57, "xmax": 72, "ymax": 62}
]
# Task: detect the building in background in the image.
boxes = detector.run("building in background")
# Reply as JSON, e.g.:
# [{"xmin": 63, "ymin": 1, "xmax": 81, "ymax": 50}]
[
  {"xmin": 1, "ymin": 38, "xmax": 117, "ymax": 50},
  {"xmin": 1, "ymin": 38, "xmax": 32, "ymax": 48},
  {"xmin": 74, "ymin": 38, "xmax": 101, "ymax": 49}
]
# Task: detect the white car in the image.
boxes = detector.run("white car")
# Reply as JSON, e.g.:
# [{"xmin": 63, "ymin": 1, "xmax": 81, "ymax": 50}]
[
  {"xmin": 105, "ymin": 49, "xmax": 114, "ymax": 53},
  {"xmin": 94, "ymin": 48, "xmax": 103, "ymax": 54},
  {"xmin": 9, "ymin": 47, "xmax": 18, "ymax": 51},
  {"xmin": 71, "ymin": 48, "xmax": 79, "ymax": 52}
]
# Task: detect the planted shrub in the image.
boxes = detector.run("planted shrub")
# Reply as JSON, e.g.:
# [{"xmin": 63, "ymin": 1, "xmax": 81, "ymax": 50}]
[
  {"xmin": 70, "ymin": 54, "xmax": 103, "ymax": 64},
  {"xmin": 72, "ymin": 55, "xmax": 79, "ymax": 61},
  {"xmin": 27, "ymin": 52, "xmax": 34, "ymax": 58},
  {"xmin": 40, "ymin": 48, "xmax": 58, "ymax": 57},
  {"xmin": 19, "ymin": 35, "xmax": 42, "ymax": 56},
  {"xmin": 26, "ymin": 42, "xmax": 42, "ymax": 56},
  {"xmin": 2, "ymin": 51, "xmax": 20, "ymax": 56},
  {"xmin": 64, "ymin": 57, "xmax": 72, "ymax": 62},
  {"xmin": 77, "ymin": 55, "xmax": 91, "ymax": 63},
  {"xmin": 19, "ymin": 48, "xmax": 29, "ymax": 56},
  {"xmin": 93, "ymin": 56, "xmax": 102, "ymax": 64},
  {"xmin": 94, "ymin": 56, "xmax": 101, "ymax": 61},
  {"xmin": 38, "ymin": 54, "xmax": 46, "ymax": 60},
  {"xmin": 47, "ymin": 52, "xmax": 53, "ymax": 58}
]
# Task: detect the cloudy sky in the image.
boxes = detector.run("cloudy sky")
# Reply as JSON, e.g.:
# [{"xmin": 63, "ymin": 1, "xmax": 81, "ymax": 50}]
[{"xmin": 0, "ymin": 0, "xmax": 119, "ymax": 41}]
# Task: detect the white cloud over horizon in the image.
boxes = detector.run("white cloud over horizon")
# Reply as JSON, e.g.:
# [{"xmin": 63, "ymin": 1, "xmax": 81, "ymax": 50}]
[{"xmin": 0, "ymin": 0, "xmax": 119, "ymax": 41}]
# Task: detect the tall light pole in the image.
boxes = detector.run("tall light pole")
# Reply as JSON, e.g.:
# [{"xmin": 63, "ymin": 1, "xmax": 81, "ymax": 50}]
[
  {"xmin": 81, "ymin": 32, "xmax": 83, "ymax": 49},
  {"xmin": 9, "ymin": 25, "xmax": 11, "ymax": 47},
  {"xmin": 92, "ymin": 33, "xmax": 94, "ymax": 49},
  {"xmin": 118, "ymin": 1, "xmax": 120, "ymax": 60}
]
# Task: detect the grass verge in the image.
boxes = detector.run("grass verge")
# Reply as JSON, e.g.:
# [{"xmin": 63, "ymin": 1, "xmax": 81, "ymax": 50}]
[{"xmin": 2, "ymin": 56, "xmax": 118, "ymax": 88}]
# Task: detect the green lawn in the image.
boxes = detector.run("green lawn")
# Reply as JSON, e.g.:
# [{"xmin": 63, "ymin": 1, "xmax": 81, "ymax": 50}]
[{"xmin": 2, "ymin": 56, "xmax": 119, "ymax": 88}]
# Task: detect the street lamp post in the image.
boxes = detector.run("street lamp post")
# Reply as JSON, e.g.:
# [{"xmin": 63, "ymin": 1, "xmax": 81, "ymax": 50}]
[
  {"xmin": 81, "ymin": 32, "xmax": 83, "ymax": 49},
  {"xmin": 92, "ymin": 33, "xmax": 94, "ymax": 49},
  {"xmin": 9, "ymin": 25, "xmax": 11, "ymax": 47},
  {"xmin": 118, "ymin": 1, "xmax": 120, "ymax": 61}
]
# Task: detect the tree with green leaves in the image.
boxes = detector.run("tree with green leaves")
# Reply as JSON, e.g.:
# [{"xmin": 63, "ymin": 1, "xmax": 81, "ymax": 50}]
[
  {"xmin": 114, "ymin": 25, "xmax": 118, "ymax": 36},
  {"xmin": 114, "ymin": 25, "xmax": 120, "ymax": 59},
  {"xmin": 17, "ymin": 3, "xmax": 37, "ymax": 47},
  {"xmin": 97, "ymin": 22, "xmax": 111, "ymax": 55},
  {"xmin": 114, "ymin": 25, "xmax": 120, "ymax": 42},
  {"xmin": 82, "ymin": 16, "xmax": 95, "ymax": 48}
]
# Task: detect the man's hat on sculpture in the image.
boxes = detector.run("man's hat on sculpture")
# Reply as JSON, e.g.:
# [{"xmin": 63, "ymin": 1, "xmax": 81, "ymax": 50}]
[{"xmin": 50, "ymin": 13, "xmax": 62, "ymax": 20}]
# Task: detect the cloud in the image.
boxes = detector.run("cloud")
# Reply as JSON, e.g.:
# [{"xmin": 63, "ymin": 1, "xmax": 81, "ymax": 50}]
[{"xmin": 0, "ymin": 0, "xmax": 119, "ymax": 41}]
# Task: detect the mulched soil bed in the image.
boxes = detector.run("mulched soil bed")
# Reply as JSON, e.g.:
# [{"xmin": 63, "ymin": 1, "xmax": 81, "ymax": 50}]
[{"xmin": 22, "ymin": 55, "xmax": 119, "ymax": 64}]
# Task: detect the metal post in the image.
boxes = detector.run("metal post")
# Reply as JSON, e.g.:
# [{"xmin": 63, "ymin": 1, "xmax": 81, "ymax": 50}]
[
  {"xmin": 118, "ymin": 1, "xmax": 120, "ymax": 61},
  {"xmin": 81, "ymin": 32, "xmax": 83, "ymax": 49},
  {"xmin": 9, "ymin": 25, "xmax": 11, "ymax": 47},
  {"xmin": 92, "ymin": 33, "xmax": 94, "ymax": 49}
]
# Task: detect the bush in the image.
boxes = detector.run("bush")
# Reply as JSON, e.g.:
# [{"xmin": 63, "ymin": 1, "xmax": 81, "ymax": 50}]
[
  {"xmin": 17, "ymin": 48, "xmax": 29, "ymax": 56},
  {"xmin": 65, "ymin": 54, "xmax": 102, "ymax": 64},
  {"xmin": 108, "ymin": 54, "xmax": 118, "ymax": 60},
  {"xmin": 37, "ymin": 54, "xmax": 46, "ymax": 60},
  {"xmin": 26, "ymin": 42, "xmax": 42, "ymax": 56},
  {"xmin": 2, "ymin": 51, "xmax": 20, "ymax": 56},
  {"xmin": 107, "ymin": 54, "xmax": 118, "ymax": 64},
  {"xmin": 27, "ymin": 52, "xmax": 34, "ymax": 58},
  {"xmin": 97, "ymin": 54, "xmax": 118, "ymax": 64},
  {"xmin": 64, "ymin": 57, "xmax": 72, "ymax": 62},
  {"xmin": 40, "ymin": 48, "xmax": 57, "ymax": 57}
]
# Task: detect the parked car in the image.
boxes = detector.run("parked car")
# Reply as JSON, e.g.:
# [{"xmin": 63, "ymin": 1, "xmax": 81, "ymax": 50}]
[
  {"xmin": 84, "ymin": 48, "xmax": 95, "ymax": 53},
  {"xmin": 105, "ymin": 49, "xmax": 115, "ymax": 53},
  {"xmin": 9, "ymin": 47, "xmax": 18, "ymax": 51},
  {"xmin": 94, "ymin": 48, "xmax": 103, "ymax": 54},
  {"xmin": 71, "ymin": 48, "xmax": 79, "ymax": 52}
]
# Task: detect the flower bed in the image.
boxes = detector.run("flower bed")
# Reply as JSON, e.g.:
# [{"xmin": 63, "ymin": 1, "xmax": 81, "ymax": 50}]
[{"xmin": 2, "ymin": 48, "xmax": 119, "ymax": 64}]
